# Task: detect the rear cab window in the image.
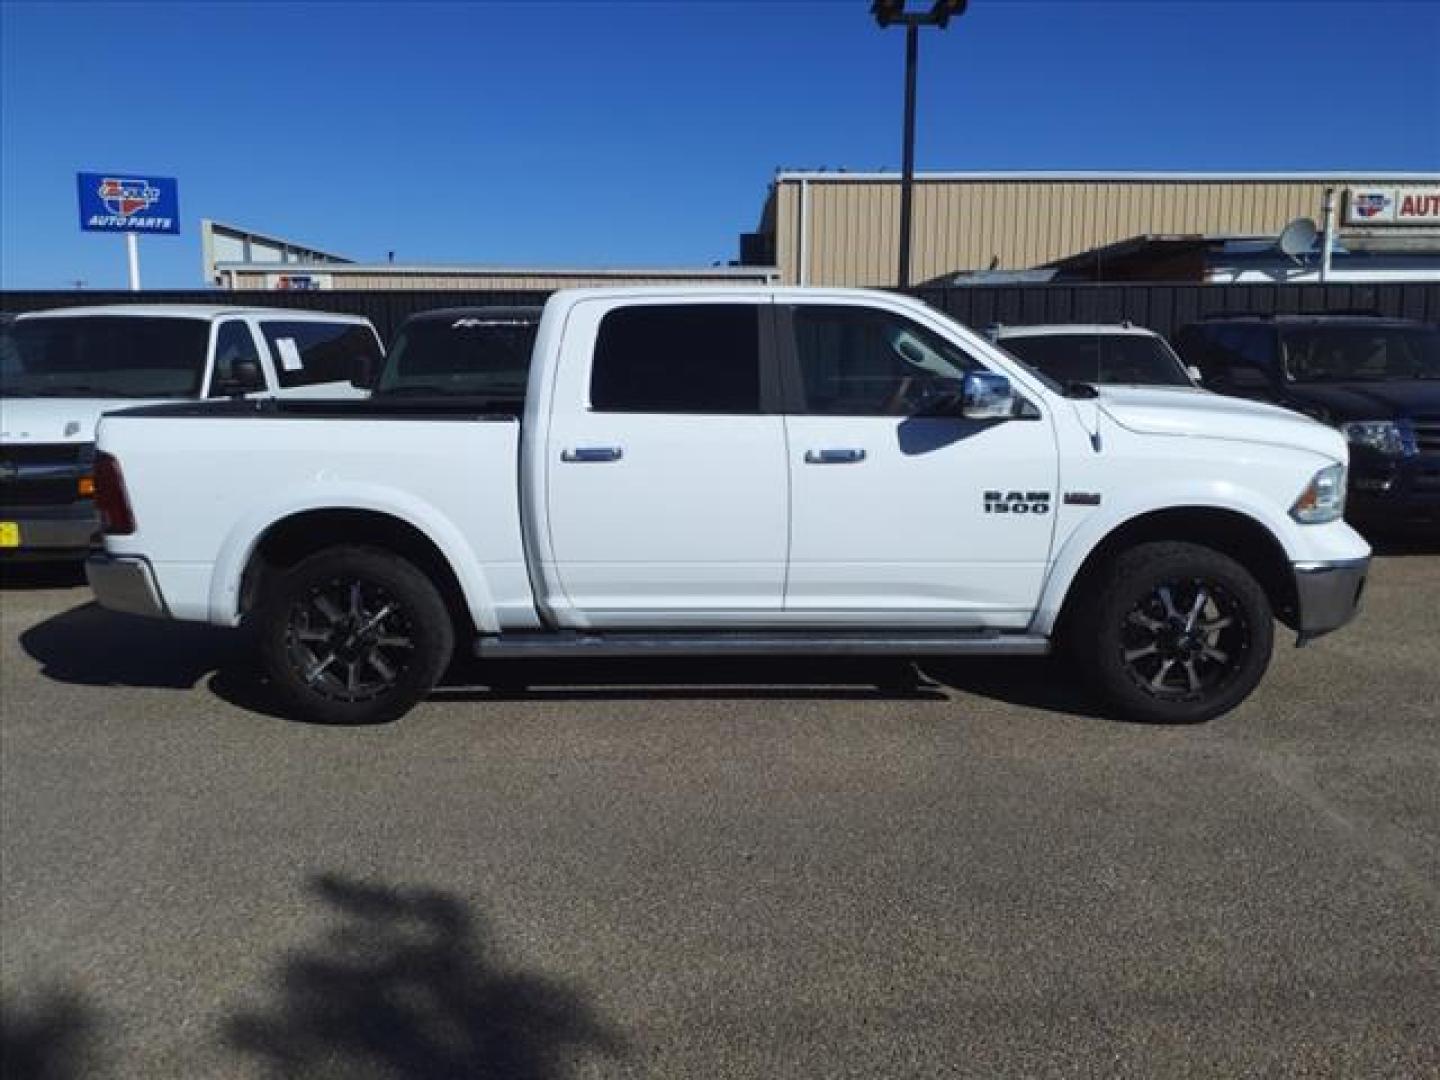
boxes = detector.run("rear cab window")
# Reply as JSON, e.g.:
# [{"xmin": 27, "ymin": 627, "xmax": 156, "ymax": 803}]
[
  {"xmin": 258, "ymin": 320, "xmax": 382, "ymax": 390},
  {"xmin": 375, "ymin": 314, "xmax": 539, "ymax": 398}
]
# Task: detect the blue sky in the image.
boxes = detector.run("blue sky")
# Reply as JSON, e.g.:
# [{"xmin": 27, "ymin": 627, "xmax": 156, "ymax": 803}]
[{"xmin": 2, "ymin": 0, "xmax": 1438, "ymax": 289}]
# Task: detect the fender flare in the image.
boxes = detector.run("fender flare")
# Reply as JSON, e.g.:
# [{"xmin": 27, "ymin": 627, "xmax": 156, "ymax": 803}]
[
  {"xmin": 206, "ymin": 482, "xmax": 500, "ymax": 633},
  {"xmin": 1030, "ymin": 481, "xmax": 1301, "ymax": 637}
]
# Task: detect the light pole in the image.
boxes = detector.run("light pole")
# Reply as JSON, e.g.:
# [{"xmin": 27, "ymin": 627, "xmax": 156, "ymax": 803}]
[{"xmin": 871, "ymin": 0, "xmax": 967, "ymax": 288}]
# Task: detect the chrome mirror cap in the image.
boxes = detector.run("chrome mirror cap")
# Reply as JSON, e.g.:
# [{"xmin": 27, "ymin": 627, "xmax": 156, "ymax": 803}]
[{"xmin": 961, "ymin": 371, "xmax": 1014, "ymax": 420}]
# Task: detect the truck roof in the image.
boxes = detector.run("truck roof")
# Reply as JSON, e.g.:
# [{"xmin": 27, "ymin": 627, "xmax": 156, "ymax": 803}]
[
  {"xmin": 400, "ymin": 306, "xmax": 543, "ymax": 324},
  {"xmin": 990, "ymin": 323, "xmax": 1162, "ymax": 339},
  {"xmin": 15, "ymin": 303, "xmax": 373, "ymax": 324}
]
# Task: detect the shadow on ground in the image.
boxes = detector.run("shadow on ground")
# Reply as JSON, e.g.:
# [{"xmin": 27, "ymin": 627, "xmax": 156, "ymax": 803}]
[
  {"xmin": 19, "ymin": 602, "xmax": 1106, "ymax": 721},
  {"xmin": 225, "ymin": 874, "xmax": 625, "ymax": 1080},
  {"xmin": 0, "ymin": 561, "xmax": 88, "ymax": 591},
  {"xmin": 0, "ymin": 988, "xmax": 103, "ymax": 1080}
]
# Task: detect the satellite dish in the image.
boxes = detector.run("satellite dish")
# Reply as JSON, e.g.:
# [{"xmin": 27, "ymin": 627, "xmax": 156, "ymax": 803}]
[{"xmin": 1277, "ymin": 217, "xmax": 1319, "ymax": 258}]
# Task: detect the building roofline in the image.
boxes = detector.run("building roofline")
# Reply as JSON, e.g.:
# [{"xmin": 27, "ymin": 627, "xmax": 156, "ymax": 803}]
[
  {"xmin": 774, "ymin": 170, "xmax": 1440, "ymax": 183},
  {"xmin": 202, "ymin": 219, "xmax": 352, "ymax": 263},
  {"xmin": 215, "ymin": 262, "xmax": 779, "ymax": 278}
]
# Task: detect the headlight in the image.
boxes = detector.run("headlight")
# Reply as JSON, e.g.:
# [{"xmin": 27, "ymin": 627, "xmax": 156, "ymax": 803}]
[
  {"xmin": 1290, "ymin": 463, "xmax": 1347, "ymax": 524},
  {"xmin": 1340, "ymin": 420, "xmax": 1415, "ymax": 457}
]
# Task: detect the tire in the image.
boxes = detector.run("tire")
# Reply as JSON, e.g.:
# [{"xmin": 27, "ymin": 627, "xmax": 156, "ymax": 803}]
[
  {"xmin": 1069, "ymin": 541, "xmax": 1274, "ymax": 724},
  {"xmin": 255, "ymin": 546, "xmax": 454, "ymax": 724}
]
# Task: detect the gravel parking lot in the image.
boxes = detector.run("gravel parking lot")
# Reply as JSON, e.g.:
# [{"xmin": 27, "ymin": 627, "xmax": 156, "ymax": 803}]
[{"xmin": 2, "ymin": 550, "xmax": 1437, "ymax": 1079}]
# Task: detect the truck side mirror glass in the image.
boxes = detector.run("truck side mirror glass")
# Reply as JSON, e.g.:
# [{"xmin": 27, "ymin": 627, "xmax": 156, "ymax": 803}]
[{"xmin": 961, "ymin": 371, "xmax": 1014, "ymax": 420}]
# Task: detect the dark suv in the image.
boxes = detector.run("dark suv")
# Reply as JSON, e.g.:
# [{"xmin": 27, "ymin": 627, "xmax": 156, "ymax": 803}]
[{"xmin": 1174, "ymin": 315, "xmax": 1440, "ymax": 530}]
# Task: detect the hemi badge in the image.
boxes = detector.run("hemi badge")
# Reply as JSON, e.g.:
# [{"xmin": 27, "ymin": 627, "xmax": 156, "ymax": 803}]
[{"xmin": 1064, "ymin": 492, "xmax": 1102, "ymax": 506}]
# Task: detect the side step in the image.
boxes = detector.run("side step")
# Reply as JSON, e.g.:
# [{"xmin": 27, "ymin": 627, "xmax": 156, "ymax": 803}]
[{"xmin": 474, "ymin": 629, "xmax": 1050, "ymax": 660}]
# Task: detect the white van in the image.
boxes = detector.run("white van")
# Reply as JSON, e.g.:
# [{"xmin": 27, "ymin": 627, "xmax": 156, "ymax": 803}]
[{"xmin": 0, "ymin": 304, "xmax": 383, "ymax": 559}]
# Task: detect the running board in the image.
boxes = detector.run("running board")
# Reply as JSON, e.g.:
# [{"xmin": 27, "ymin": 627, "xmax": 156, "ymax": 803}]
[{"xmin": 474, "ymin": 630, "xmax": 1051, "ymax": 660}]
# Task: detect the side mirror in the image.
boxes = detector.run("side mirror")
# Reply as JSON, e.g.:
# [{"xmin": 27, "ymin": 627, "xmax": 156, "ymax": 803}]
[
  {"xmin": 1186, "ymin": 365, "xmax": 1203, "ymax": 384},
  {"xmin": 961, "ymin": 371, "xmax": 1014, "ymax": 420},
  {"xmin": 216, "ymin": 359, "xmax": 264, "ymax": 397}
]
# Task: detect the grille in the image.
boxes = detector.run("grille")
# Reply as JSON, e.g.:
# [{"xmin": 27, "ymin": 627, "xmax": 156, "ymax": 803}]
[
  {"xmin": 1, "ymin": 443, "xmax": 89, "ymax": 466},
  {"xmin": 0, "ymin": 443, "xmax": 92, "ymax": 508},
  {"xmin": 0, "ymin": 478, "xmax": 80, "ymax": 509},
  {"xmin": 1413, "ymin": 418, "xmax": 1440, "ymax": 454}
]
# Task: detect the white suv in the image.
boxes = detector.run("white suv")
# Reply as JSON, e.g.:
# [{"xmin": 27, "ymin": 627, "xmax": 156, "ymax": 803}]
[{"xmin": 987, "ymin": 322, "xmax": 1198, "ymax": 389}]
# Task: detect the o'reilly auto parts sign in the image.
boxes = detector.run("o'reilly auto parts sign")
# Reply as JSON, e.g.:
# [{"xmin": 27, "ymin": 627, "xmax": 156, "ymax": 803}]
[
  {"xmin": 1344, "ymin": 186, "xmax": 1440, "ymax": 226},
  {"xmin": 76, "ymin": 171, "xmax": 180, "ymax": 233}
]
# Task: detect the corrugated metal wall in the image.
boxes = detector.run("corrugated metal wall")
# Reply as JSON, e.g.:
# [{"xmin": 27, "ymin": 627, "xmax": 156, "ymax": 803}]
[
  {"xmin": 774, "ymin": 177, "xmax": 1396, "ymax": 286},
  {"xmin": 5, "ymin": 283, "xmax": 1437, "ymax": 342},
  {"xmin": 228, "ymin": 271, "xmax": 776, "ymax": 290}
]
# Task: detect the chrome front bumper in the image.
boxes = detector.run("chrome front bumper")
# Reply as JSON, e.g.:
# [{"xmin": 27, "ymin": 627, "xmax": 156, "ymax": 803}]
[
  {"xmin": 1293, "ymin": 557, "xmax": 1370, "ymax": 645},
  {"xmin": 85, "ymin": 555, "xmax": 168, "ymax": 619}
]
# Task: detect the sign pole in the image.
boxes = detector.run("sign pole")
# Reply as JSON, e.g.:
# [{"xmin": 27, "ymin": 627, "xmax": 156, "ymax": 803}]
[{"xmin": 126, "ymin": 232, "xmax": 141, "ymax": 291}]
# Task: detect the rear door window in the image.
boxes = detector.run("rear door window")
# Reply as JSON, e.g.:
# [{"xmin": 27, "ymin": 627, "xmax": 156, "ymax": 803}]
[
  {"xmin": 590, "ymin": 304, "xmax": 762, "ymax": 414},
  {"xmin": 259, "ymin": 321, "xmax": 382, "ymax": 389}
]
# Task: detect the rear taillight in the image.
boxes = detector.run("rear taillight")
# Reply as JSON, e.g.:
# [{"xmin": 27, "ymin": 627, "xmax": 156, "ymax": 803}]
[{"xmin": 94, "ymin": 452, "xmax": 135, "ymax": 535}]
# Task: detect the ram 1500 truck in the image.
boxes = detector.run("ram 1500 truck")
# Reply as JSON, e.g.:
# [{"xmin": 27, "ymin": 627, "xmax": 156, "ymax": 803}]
[{"xmin": 86, "ymin": 288, "xmax": 1371, "ymax": 725}]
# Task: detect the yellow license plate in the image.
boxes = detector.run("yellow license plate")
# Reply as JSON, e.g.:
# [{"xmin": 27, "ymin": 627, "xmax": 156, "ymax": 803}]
[{"xmin": 0, "ymin": 522, "xmax": 19, "ymax": 548}]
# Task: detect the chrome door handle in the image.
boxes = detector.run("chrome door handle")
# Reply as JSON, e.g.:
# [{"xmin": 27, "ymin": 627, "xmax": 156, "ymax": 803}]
[
  {"xmin": 561, "ymin": 446, "xmax": 623, "ymax": 463},
  {"xmin": 804, "ymin": 448, "xmax": 866, "ymax": 464}
]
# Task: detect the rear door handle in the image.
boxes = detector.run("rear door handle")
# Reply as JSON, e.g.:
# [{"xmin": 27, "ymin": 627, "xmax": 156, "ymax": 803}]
[
  {"xmin": 804, "ymin": 448, "xmax": 866, "ymax": 464},
  {"xmin": 561, "ymin": 446, "xmax": 623, "ymax": 463}
]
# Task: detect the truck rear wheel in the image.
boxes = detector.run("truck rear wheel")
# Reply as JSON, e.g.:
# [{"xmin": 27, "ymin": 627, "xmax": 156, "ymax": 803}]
[
  {"xmin": 1072, "ymin": 541, "xmax": 1273, "ymax": 724},
  {"xmin": 256, "ymin": 546, "xmax": 454, "ymax": 724}
]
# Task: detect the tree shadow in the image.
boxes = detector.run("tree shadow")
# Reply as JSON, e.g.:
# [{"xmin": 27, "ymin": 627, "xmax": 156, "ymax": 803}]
[
  {"xmin": 225, "ymin": 874, "xmax": 625, "ymax": 1080},
  {"xmin": 0, "ymin": 988, "xmax": 101, "ymax": 1080}
]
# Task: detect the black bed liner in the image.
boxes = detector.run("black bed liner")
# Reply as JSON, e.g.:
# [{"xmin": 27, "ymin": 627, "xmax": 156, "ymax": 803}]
[{"xmin": 107, "ymin": 395, "xmax": 524, "ymax": 421}]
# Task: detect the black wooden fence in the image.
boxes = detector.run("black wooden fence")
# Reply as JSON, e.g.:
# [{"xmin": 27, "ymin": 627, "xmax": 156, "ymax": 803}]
[{"xmin": 4, "ymin": 282, "xmax": 1438, "ymax": 344}]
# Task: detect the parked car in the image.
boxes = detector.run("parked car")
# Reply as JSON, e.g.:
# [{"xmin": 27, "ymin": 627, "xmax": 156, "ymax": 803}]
[
  {"xmin": 1174, "ymin": 315, "xmax": 1440, "ymax": 530},
  {"xmin": 371, "ymin": 307, "xmax": 541, "ymax": 399},
  {"xmin": 0, "ymin": 305, "xmax": 383, "ymax": 559},
  {"xmin": 986, "ymin": 323, "xmax": 1197, "ymax": 388},
  {"xmin": 86, "ymin": 288, "xmax": 1368, "ymax": 726}
]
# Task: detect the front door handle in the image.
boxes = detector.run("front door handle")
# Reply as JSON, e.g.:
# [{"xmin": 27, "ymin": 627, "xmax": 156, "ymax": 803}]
[
  {"xmin": 804, "ymin": 448, "xmax": 866, "ymax": 464},
  {"xmin": 561, "ymin": 446, "xmax": 623, "ymax": 463}
]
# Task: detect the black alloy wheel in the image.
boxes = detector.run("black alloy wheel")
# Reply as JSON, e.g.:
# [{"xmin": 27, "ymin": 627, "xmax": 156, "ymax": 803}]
[
  {"xmin": 257, "ymin": 546, "xmax": 454, "ymax": 724},
  {"xmin": 1072, "ymin": 541, "xmax": 1274, "ymax": 724}
]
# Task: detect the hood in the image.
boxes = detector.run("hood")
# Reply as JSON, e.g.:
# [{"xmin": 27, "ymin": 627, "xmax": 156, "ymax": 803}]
[
  {"xmin": 1097, "ymin": 386, "xmax": 1346, "ymax": 461},
  {"xmin": 1281, "ymin": 380, "xmax": 1440, "ymax": 423},
  {"xmin": 0, "ymin": 397, "xmax": 169, "ymax": 445}
]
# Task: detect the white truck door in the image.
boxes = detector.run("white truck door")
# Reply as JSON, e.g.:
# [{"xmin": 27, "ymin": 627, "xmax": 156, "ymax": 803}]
[
  {"xmin": 780, "ymin": 302, "xmax": 1059, "ymax": 627},
  {"xmin": 541, "ymin": 299, "xmax": 788, "ymax": 625}
]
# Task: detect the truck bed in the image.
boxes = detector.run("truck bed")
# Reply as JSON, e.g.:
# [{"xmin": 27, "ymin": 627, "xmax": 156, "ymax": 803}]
[
  {"xmin": 111, "ymin": 395, "xmax": 526, "ymax": 421},
  {"xmin": 96, "ymin": 402, "xmax": 533, "ymax": 629}
]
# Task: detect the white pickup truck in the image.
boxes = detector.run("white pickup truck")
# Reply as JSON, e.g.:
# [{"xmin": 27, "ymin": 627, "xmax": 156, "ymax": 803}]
[
  {"xmin": 86, "ymin": 288, "xmax": 1370, "ymax": 725},
  {"xmin": 1, "ymin": 305, "xmax": 382, "ymax": 559}
]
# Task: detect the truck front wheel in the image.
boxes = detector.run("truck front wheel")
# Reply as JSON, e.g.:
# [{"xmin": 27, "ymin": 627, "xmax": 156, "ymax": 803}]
[
  {"xmin": 256, "ymin": 546, "xmax": 454, "ymax": 724},
  {"xmin": 1072, "ymin": 542, "xmax": 1274, "ymax": 724}
]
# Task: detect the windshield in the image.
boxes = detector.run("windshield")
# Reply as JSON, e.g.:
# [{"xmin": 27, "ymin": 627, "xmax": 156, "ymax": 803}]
[
  {"xmin": 1281, "ymin": 325, "xmax": 1440, "ymax": 382},
  {"xmin": 999, "ymin": 333, "xmax": 1193, "ymax": 387},
  {"xmin": 374, "ymin": 316, "xmax": 538, "ymax": 397},
  {"xmin": 0, "ymin": 316, "xmax": 209, "ymax": 398}
]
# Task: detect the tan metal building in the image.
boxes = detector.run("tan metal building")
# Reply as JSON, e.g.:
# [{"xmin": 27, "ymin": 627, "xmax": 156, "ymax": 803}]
[
  {"xmin": 215, "ymin": 262, "xmax": 778, "ymax": 291},
  {"xmin": 756, "ymin": 171, "xmax": 1440, "ymax": 287}
]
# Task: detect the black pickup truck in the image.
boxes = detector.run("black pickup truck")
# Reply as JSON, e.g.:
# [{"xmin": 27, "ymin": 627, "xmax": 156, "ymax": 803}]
[
  {"xmin": 370, "ymin": 307, "xmax": 541, "ymax": 399},
  {"xmin": 1174, "ymin": 315, "xmax": 1440, "ymax": 532}
]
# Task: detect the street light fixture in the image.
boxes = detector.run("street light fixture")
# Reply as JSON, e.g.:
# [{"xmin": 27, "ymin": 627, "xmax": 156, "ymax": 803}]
[{"xmin": 871, "ymin": 0, "xmax": 968, "ymax": 288}]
